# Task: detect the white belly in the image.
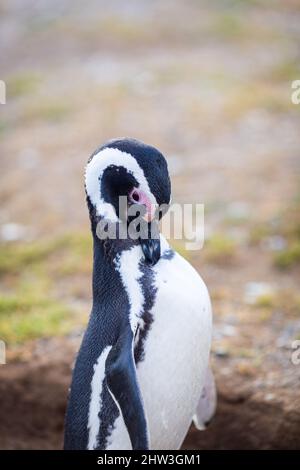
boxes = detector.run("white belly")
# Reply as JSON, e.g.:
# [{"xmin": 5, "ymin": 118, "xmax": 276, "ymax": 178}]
[{"xmin": 107, "ymin": 247, "xmax": 212, "ymax": 450}]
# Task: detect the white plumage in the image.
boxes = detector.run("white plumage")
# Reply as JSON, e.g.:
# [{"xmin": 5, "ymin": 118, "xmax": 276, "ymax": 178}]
[{"xmin": 106, "ymin": 235, "xmax": 213, "ymax": 449}]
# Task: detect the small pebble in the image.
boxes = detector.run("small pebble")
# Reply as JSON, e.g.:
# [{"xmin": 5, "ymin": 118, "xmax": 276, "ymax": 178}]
[
  {"xmin": 244, "ymin": 282, "xmax": 274, "ymax": 305},
  {"xmin": 0, "ymin": 223, "xmax": 29, "ymax": 242}
]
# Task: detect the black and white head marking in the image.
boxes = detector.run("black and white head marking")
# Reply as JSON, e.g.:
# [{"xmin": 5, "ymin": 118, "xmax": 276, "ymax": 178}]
[
  {"xmin": 85, "ymin": 138, "xmax": 171, "ymax": 225},
  {"xmin": 85, "ymin": 147, "xmax": 155, "ymax": 222},
  {"xmin": 85, "ymin": 138, "xmax": 171, "ymax": 266}
]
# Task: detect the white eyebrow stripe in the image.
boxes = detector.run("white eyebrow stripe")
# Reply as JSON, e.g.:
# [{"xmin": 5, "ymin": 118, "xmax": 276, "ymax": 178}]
[{"xmin": 85, "ymin": 147, "xmax": 157, "ymax": 222}]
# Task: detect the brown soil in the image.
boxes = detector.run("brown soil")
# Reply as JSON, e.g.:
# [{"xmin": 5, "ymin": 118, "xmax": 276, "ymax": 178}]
[{"xmin": 0, "ymin": 335, "xmax": 299, "ymax": 450}]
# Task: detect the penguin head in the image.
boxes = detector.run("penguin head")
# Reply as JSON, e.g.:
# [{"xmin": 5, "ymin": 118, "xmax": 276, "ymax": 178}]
[{"xmin": 85, "ymin": 138, "xmax": 171, "ymax": 264}]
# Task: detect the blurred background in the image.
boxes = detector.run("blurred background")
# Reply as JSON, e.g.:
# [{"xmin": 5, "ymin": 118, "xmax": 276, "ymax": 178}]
[{"xmin": 0, "ymin": 0, "xmax": 300, "ymax": 449}]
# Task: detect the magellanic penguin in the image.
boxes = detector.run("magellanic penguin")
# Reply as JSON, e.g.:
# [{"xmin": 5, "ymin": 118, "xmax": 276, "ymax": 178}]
[{"xmin": 64, "ymin": 138, "xmax": 216, "ymax": 450}]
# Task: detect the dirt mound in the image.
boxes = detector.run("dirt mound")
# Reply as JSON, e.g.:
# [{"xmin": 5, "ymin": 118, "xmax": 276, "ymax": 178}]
[
  {"xmin": 183, "ymin": 389, "xmax": 300, "ymax": 450},
  {"xmin": 1, "ymin": 338, "xmax": 299, "ymax": 450},
  {"xmin": 0, "ymin": 339, "xmax": 74, "ymax": 450}
]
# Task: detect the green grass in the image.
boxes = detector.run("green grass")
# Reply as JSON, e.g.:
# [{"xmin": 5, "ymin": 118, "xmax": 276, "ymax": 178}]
[
  {"xmin": 248, "ymin": 197, "xmax": 300, "ymax": 271},
  {"xmin": 213, "ymin": 14, "xmax": 246, "ymax": 39},
  {"xmin": 248, "ymin": 223, "xmax": 272, "ymax": 245},
  {"xmin": 252, "ymin": 289, "xmax": 300, "ymax": 317},
  {"xmin": 23, "ymin": 99, "xmax": 72, "ymax": 123},
  {"xmin": 274, "ymin": 241, "xmax": 300, "ymax": 269},
  {"xmin": 0, "ymin": 233, "xmax": 92, "ymax": 344},
  {"xmin": 0, "ymin": 294, "xmax": 72, "ymax": 344},
  {"xmin": 254, "ymin": 293, "xmax": 275, "ymax": 309},
  {"xmin": 224, "ymin": 82, "xmax": 294, "ymax": 120},
  {"xmin": 0, "ymin": 236, "xmax": 68, "ymax": 275},
  {"xmin": 269, "ymin": 59, "xmax": 300, "ymax": 83},
  {"xmin": 169, "ymin": 240, "xmax": 191, "ymax": 261},
  {"xmin": 271, "ymin": 198, "xmax": 300, "ymax": 270},
  {"xmin": 0, "ymin": 119, "xmax": 9, "ymax": 136},
  {"xmin": 7, "ymin": 72, "xmax": 42, "ymax": 98},
  {"xmin": 0, "ymin": 233, "xmax": 92, "ymax": 276},
  {"xmin": 210, "ymin": 10, "xmax": 280, "ymax": 43},
  {"xmin": 205, "ymin": 234, "xmax": 237, "ymax": 264}
]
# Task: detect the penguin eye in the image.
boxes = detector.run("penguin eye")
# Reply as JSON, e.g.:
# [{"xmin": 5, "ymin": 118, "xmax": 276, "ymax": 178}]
[{"xmin": 130, "ymin": 189, "xmax": 140, "ymax": 203}]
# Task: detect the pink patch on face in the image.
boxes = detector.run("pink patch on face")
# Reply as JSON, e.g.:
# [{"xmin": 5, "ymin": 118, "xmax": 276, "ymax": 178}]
[{"xmin": 128, "ymin": 188, "xmax": 155, "ymax": 222}]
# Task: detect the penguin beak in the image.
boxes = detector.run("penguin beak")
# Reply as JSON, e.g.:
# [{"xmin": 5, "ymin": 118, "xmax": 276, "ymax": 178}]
[
  {"xmin": 139, "ymin": 220, "xmax": 161, "ymax": 266},
  {"xmin": 128, "ymin": 188, "xmax": 156, "ymax": 222},
  {"xmin": 128, "ymin": 188, "xmax": 161, "ymax": 265}
]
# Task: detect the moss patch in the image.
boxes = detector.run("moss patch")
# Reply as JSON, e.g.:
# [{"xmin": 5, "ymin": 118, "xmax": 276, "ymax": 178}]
[
  {"xmin": 7, "ymin": 72, "xmax": 42, "ymax": 98},
  {"xmin": 23, "ymin": 99, "xmax": 72, "ymax": 123},
  {"xmin": 274, "ymin": 241, "xmax": 300, "ymax": 270},
  {"xmin": 205, "ymin": 234, "xmax": 237, "ymax": 264},
  {"xmin": 0, "ymin": 295, "xmax": 72, "ymax": 344},
  {"xmin": 0, "ymin": 233, "xmax": 91, "ymax": 344}
]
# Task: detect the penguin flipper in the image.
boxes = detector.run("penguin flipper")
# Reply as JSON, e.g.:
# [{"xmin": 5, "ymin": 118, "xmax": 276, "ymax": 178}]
[
  {"xmin": 193, "ymin": 365, "xmax": 217, "ymax": 430},
  {"xmin": 105, "ymin": 324, "xmax": 149, "ymax": 450}
]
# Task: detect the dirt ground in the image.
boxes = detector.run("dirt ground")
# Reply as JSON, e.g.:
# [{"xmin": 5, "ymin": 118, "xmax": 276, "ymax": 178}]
[
  {"xmin": 0, "ymin": 0, "xmax": 300, "ymax": 449},
  {"xmin": 0, "ymin": 333, "xmax": 300, "ymax": 450}
]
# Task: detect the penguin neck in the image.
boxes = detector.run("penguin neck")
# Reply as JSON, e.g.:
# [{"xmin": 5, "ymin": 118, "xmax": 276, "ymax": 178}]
[
  {"xmin": 90, "ymin": 224, "xmax": 140, "ymax": 307},
  {"xmin": 91, "ymin": 232, "xmax": 112, "ymax": 307},
  {"xmin": 92, "ymin": 232, "xmax": 106, "ymax": 268}
]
